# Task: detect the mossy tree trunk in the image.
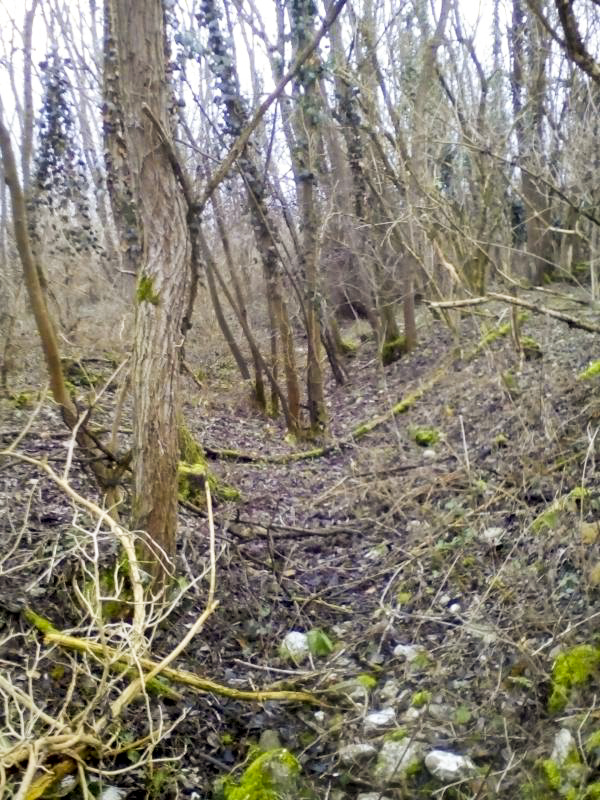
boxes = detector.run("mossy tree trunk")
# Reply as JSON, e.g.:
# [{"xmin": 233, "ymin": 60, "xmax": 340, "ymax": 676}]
[
  {"xmin": 112, "ymin": 0, "xmax": 191, "ymax": 570},
  {"xmin": 199, "ymin": 0, "xmax": 301, "ymax": 431}
]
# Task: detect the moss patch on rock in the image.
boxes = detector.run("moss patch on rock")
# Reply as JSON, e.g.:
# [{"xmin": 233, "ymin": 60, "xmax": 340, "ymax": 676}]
[
  {"xmin": 579, "ymin": 360, "xmax": 600, "ymax": 380},
  {"xmin": 217, "ymin": 748, "xmax": 308, "ymax": 800},
  {"xmin": 411, "ymin": 427, "xmax": 440, "ymax": 447},
  {"xmin": 549, "ymin": 644, "xmax": 600, "ymax": 713}
]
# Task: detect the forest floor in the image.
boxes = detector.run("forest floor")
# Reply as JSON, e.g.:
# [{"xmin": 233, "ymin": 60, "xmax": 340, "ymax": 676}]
[{"xmin": 1, "ymin": 283, "xmax": 600, "ymax": 800}]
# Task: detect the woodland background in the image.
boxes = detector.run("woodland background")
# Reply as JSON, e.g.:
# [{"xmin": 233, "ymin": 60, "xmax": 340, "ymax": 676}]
[{"xmin": 1, "ymin": 1, "xmax": 600, "ymax": 799}]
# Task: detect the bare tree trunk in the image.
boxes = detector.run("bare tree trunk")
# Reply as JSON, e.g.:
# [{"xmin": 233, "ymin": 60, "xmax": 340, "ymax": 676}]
[
  {"xmin": 511, "ymin": 0, "xmax": 553, "ymax": 284},
  {"xmin": 103, "ymin": 0, "xmax": 141, "ymax": 281},
  {"xmin": 112, "ymin": 0, "xmax": 191, "ymax": 570},
  {"xmin": 203, "ymin": 248, "xmax": 251, "ymax": 383},
  {"xmin": 211, "ymin": 194, "xmax": 268, "ymax": 409},
  {"xmin": 21, "ymin": 0, "xmax": 39, "ymax": 193},
  {"xmin": 289, "ymin": 0, "xmax": 327, "ymax": 431},
  {"xmin": 0, "ymin": 109, "xmax": 76, "ymax": 424}
]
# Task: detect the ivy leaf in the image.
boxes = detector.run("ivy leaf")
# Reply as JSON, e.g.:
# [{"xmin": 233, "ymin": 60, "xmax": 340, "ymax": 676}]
[{"xmin": 307, "ymin": 628, "xmax": 333, "ymax": 657}]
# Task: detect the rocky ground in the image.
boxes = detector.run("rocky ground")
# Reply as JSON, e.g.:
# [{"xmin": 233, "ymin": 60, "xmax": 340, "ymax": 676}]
[{"xmin": 1, "ymin": 285, "xmax": 600, "ymax": 800}]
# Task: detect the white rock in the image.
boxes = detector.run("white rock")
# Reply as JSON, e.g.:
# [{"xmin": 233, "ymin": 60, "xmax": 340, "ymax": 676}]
[
  {"xmin": 364, "ymin": 707, "xmax": 396, "ymax": 732},
  {"xmin": 423, "ymin": 448, "xmax": 436, "ymax": 459},
  {"xmin": 338, "ymin": 743, "xmax": 378, "ymax": 764},
  {"xmin": 379, "ymin": 679, "xmax": 401, "ymax": 702},
  {"xmin": 374, "ymin": 739, "xmax": 423, "ymax": 782},
  {"xmin": 425, "ymin": 750, "xmax": 476, "ymax": 782},
  {"xmin": 358, "ymin": 795, "xmax": 392, "ymax": 800},
  {"xmin": 331, "ymin": 678, "xmax": 370, "ymax": 701},
  {"xmin": 402, "ymin": 707, "xmax": 422, "ymax": 721},
  {"xmin": 56, "ymin": 777, "xmax": 78, "ymax": 797},
  {"xmin": 393, "ymin": 643, "xmax": 425, "ymax": 662},
  {"xmin": 279, "ymin": 631, "xmax": 309, "ymax": 663},
  {"xmin": 100, "ymin": 788, "xmax": 128, "ymax": 800},
  {"xmin": 366, "ymin": 545, "xmax": 388, "ymax": 561},
  {"xmin": 551, "ymin": 729, "xmax": 575, "ymax": 764},
  {"xmin": 479, "ymin": 526, "xmax": 505, "ymax": 546},
  {"xmin": 358, "ymin": 794, "xmax": 392, "ymax": 800},
  {"xmin": 463, "ymin": 621, "xmax": 498, "ymax": 645},
  {"xmin": 428, "ymin": 703, "xmax": 452, "ymax": 721}
]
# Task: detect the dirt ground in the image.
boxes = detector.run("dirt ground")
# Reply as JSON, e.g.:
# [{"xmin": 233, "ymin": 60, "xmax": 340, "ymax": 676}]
[{"xmin": 1, "ymin": 285, "xmax": 600, "ymax": 799}]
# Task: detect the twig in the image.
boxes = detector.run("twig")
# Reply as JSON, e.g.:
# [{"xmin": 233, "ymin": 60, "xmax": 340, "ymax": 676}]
[{"xmin": 3, "ymin": 451, "xmax": 147, "ymax": 648}]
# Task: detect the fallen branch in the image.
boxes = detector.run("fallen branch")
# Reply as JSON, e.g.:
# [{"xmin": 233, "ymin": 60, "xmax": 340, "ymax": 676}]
[
  {"xmin": 488, "ymin": 291, "xmax": 600, "ymax": 332},
  {"xmin": 427, "ymin": 292, "xmax": 600, "ymax": 333},
  {"xmin": 25, "ymin": 620, "xmax": 324, "ymax": 706}
]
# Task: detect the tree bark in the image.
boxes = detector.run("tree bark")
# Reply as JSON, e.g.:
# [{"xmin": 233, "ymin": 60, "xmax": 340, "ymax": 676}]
[{"xmin": 112, "ymin": 0, "xmax": 191, "ymax": 569}]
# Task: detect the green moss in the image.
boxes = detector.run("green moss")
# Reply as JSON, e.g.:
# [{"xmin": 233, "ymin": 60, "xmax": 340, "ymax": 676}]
[
  {"xmin": 532, "ymin": 507, "xmax": 560, "ymax": 534},
  {"xmin": 61, "ymin": 359, "xmax": 101, "ymax": 388},
  {"xmin": 11, "ymin": 391, "xmax": 35, "ymax": 408},
  {"xmin": 384, "ymin": 727, "xmax": 407, "ymax": 741},
  {"xmin": 411, "ymin": 689, "xmax": 432, "ymax": 708},
  {"xmin": 580, "ymin": 360, "xmax": 600, "ymax": 380},
  {"xmin": 540, "ymin": 759, "xmax": 562, "ymax": 791},
  {"xmin": 570, "ymin": 486, "xmax": 589, "ymax": 501},
  {"xmin": 136, "ymin": 273, "xmax": 160, "ymax": 305},
  {"xmin": 502, "ymin": 370, "xmax": 520, "ymax": 396},
  {"xmin": 81, "ymin": 557, "xmax": 136, "ymax": 622},
  {"xmin": 306, "ymin": 629, "xmax": 334, "ymax": 657},
  {"xmin": 223, "ymin": 748, "xmax": 301, "ymax": 800},
  {"xmin": 585, "ymin": 730, "xmax": 600, "ymax": 754},
  {"xmin": 521, "ymin": 336, "xmax": 543, "ymax": 360},
  {"xmin": 356, "ymin": 673, "xmax": 377, "ymax": 690},
  {"xmin": 530, "ymin": 743, "xmax": 588, "ymax": 799},
  {"xmin": 549, "ymin": 644, "xmax": 600, "ymax": 713},
  {"xmin": 178, "ymin": 425, "xmax": 240, "ymax": 504},
  {"xmin": 454, "ymin": 705, "xmax": 472, "ymax": 725},
  {"xmin": 352, "ymin": 422, "xmax": 374, "ymax": 438},
  {"xmin": 584, "ymin": 783, "xmax": 600, "ymax": 799},
  {"xmin": 219, "ymin": 485, "xmax": 242, "ymax": 501},
  {"xmin": 25, "ymin": 608, "xmax": 58, "ymax": 634},
  {"xmin": 146, "ymin": 765, "xmax": 176, "ymax": 800},
  {"xmin": 381, "ymin": 336, "xmax": 407, "ymax": 366},
  {"xmin": 339, "ymin": 339, "xmax": 359, "ymax": 355},
  {"xmin": 481, "ymin": 321, "xmax": 512, "ymax": 346},
  {"xmin": 392, "ymin": 393, "xmax": 418, "ymax": 414},
  {"xmin": 178, "ymin": 462, "xmax": 240, "ymax": 504},
  {"xmin": 411, "ymin": 427, "xmax": 440, "ymax": 447},
  {"xmin": 50, "ymin": 664, "xmax": 65, "ymax": 681},
  {"xmin": 178, "ymin": 462, "xmax": 208, "ymax": 504},
  {"xmin": 179, "ymin": 424, "xmax": 205, "ymax": 464},
  {"xmin": 493, "ymin": 433, "xmax": 509, "ymax": 448},
  {"xmin": 533, "ymin": 487, "xmax": 591, "ymax": 534}
]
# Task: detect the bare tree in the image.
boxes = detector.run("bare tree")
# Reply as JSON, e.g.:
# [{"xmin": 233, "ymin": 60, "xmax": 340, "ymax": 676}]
[{"xmin": 111, "ymin": 0, "xmax": 191, "ymax": 572}]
